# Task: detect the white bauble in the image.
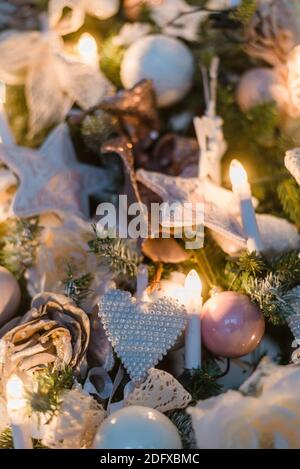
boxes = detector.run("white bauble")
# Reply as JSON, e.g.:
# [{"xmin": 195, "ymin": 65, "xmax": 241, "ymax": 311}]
[
  {"xmin": 93, "ymin": 405, "xmax": 182, "ymax": 449},
  {"xmin": 120, "ymin": 35, "xmax": 194, "ymax": 107},
  {"xmin": 0, "ymin": 266, "xmax": 21, "ymax": 327},
  {"xmin": 236, "ymin": 67, "xmax": 285, "ymax": 112}
]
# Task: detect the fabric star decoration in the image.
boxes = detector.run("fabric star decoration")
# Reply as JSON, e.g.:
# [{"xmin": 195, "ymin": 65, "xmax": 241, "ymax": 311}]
[
  {"xmin": 150, "ymin": 0, "xmax": 208, "ymax": 42},
  {"xmin": 0, "ymin": 25, "xmax": 114, "ymax": 135},
  {"xmin": 49, "ymin": 0, "xmax": 120, "ymax": 35},
  {"xmin": 137, "ymin": 168, "xmax": 246, "ymax": 245},
  {"xmin": 0, "ymin": 123, "xmax": 108, "ymax": 219}
]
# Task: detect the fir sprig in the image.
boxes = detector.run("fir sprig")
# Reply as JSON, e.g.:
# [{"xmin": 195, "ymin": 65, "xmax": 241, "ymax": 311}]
[
  {"xmin": 278, "ymin": 178, "xmax": 300, "ymax": 225},
  {"xmin": 28, "ymin": 367, "xmax": 74, "ymax": 421},
  {"xmin": 0, "ymin": 217, "xmax": 41, "ymax": 278},
  {"xmin": 88, "ymin": 227, "xmax": 140, "ymax": 278},
  {"xmin": 244, "ymin": 273, "xmax": 295, "ymax": 325},
  {"xmin": 180, "ymin": 360, "xmax": 223, "ymax": 403},
  {"xmin": 231, "ymin": 0, "xmax": 256, "ymax": 26},
  {"xmin": 0, "ymin": 428, "xmax": 46, "ymax": 449},
  {"xmin": 225, "ymin": 251, "xmax": 300, "ymax": 325},
  {"xmin": 63, "ymin": 264, "xmax": 93, "ymax": 306}
]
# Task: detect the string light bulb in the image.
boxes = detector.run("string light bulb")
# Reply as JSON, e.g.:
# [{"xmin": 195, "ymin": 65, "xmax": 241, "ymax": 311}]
[
  {"xmin": 77, "ymin": 33, "xmax": 98, "ymax": 68},
  {"xmin": 229, "ymin": 159, "xmax": 248, "ymax": 189}
]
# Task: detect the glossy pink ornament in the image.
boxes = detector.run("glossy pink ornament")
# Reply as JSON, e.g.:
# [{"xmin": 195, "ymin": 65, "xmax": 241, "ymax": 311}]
[{"xmin": 201, "ymin": 291, "xmax": 265, "ymax": 358}]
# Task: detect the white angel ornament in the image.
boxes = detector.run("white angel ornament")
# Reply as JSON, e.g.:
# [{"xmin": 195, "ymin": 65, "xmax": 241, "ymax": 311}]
[
  {"xmin": 194, "ymin": 57, "xmax": 227, "ymax": 185},
  {"xmin": 0, "ymin": 14, "xmax": 114, "ymax": 136}
]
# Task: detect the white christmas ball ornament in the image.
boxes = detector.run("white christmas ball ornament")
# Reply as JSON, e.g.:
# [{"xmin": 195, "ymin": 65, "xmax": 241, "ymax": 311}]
[
  {"xmin": 121, "ymin": 35, "xmax": 194, "ymax": 107},
  {"xmin": 0, "ymin": 266, "xmax": 21, "ymax": 327},
  {"xmin": 93, "ymin": 405, "xmax": 182, "ymax": 449}
]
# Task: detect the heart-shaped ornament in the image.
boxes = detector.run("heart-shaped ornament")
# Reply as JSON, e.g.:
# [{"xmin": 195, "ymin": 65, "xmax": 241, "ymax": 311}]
[{"xmin": 98, "ymin": 289, "xmax": 187, "ymax": 383}]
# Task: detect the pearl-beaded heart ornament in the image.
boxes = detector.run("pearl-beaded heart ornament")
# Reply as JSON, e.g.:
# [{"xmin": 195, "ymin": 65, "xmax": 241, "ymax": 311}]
[{"xmin": 98, "ymin": 289, "xmax": 187, "ymax": 383}]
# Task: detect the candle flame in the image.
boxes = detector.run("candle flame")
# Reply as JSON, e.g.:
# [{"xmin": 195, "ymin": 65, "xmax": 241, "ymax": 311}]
[
  {"xmin": 184, "ymin": 269, "xmax": 202, "ymax": 297},
  {"xmin": 6, "ymin": 375, "xmax": 24, "ymax": 400},
  {"xmin": 77, "ymin": 33, "xmax": 98, "ymax": 64},
  {"xmin": 229, "ymin": 159, "xmax": 248, "ymax": 188}
]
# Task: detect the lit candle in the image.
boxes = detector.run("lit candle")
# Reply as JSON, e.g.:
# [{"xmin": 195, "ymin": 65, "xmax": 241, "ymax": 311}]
[
  {"xmin": 6, "ymin": 374, "xmax": 32, "ymax": 449},
  {"xmin": 0, "ymin": 81, "xmax": 14, "ymax": 145},
  {"xmin": 229, "ymin": 159, "xmax": 263, "ymax": 253},
  {"xmin": 77, "ymin": 33, "xmax": 99, "ymax": 69},
  {"xmin": 184, "ymin": 270, "xmax": 202, "ymax": 370}
]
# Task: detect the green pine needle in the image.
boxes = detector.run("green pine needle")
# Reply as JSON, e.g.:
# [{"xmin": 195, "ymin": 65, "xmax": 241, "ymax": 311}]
[
  {"xmin": 180, "ymin": 360, "xmax": 223, "ymax": 403},
  {"xmin": 231, "ymin": 0, "xmax": 256, "ymax": 26},
  {"xmin": 28, "ymin": 367, "xmax": 74, "ymax": 420},
  {"xmin": 89, "ymin": 227, "xmax": 140, "ymax": 278},
  {"xmin": 278, "ymin": 178, "xmax": 300, "ymax": 225},
  {"xmin": 63, "ymin": 264, "xmax": 93, "ymax": 306}
]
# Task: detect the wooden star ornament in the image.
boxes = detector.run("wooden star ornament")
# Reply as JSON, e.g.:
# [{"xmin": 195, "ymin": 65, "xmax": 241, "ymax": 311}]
[
  {"xmin": 0, "ymin": 123, "xmax": 107, "ymax": 219},
  {"xmin": 137, "ymin": 168, "xmax": 246, "ymax": 245}
]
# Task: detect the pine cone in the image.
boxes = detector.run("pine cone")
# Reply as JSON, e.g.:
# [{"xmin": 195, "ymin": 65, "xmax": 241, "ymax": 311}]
[
  {"xmin": 0, "ymin": 292, "xmax": 90, "ymax": 376},
  {"xmin": 285, "ymin": 148, "xmax": 300, "ymax": 186},
  {"xmin": 0, "ymin": 1, "xmax": 44, "ymax": 32},
  {"xmin": 245, "ymin": 0, "xmax": 300, "ymax": 66}
]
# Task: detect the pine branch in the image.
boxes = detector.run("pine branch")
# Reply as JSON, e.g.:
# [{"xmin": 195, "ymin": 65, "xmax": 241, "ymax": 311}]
[
  {"xmin": 28, "ymin": 367, "xmax": 74, "ymax": 421},
  {"xmin": 0, "ymin": 428, "xmax": 13, "ymax": 449},
  {"xmin": 88, "ymin": 227, "xmax": 140, "ymax": 278},
  {"xmin": 272, "ymin": 251, "xmax": 300, "ymax": 290},
  {"xmin": 63, "ymin": 264, "xmax": 93, "ymax": 306},
  {"xmin": 180, "ymin": 359, "xmax": 223, "ymax": 403},
  {"xmin": 244, "ymin": 273, "xmax": 295, "ymax": 326},
  {"xmin": 168, "ymin": 410, "xmax": 195, "ymax": 449},
  {"xmin": 0, "ymin": 217, "xmax": 41, "ymax": 278},
  {"xmin": 231, "ymin": 0, "xmax": 256, "ymax": 26},
  {"xmin": 278, "ymin": 178, "xmax": 300, "ymax": 225},
  {"xmin": 0, "ymin": 428, "xmax": 46, "ymax": 449}
]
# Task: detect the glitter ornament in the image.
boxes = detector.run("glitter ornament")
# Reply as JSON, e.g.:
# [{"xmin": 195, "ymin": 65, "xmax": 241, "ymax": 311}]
[
  {"xmin": 98, "ymin": 289, "xmax": 187, "ymax": 383},
  {"xmin": 121, "ymin": 35, "xmax": 194, "ymax": 107},
  {"xmin": 0, "ymin": 266, "xmax": 21, "ymax": 327},
  {"xmin": 93, "ymin": 405, "xmax": 182, "ymax": 449},
  {"xmin": 201, "ymin": 291, "xmax": 265, "ymax": 358}
]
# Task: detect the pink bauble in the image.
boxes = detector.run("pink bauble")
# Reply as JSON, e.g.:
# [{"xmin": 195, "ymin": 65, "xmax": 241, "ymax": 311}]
[
  {"xmin": 236, "ymin": 67, "xmax": 283, "ymax": 112},
  {"xmin": 201, "ymin": 291, "xmax": 265, "ymax": 358}
]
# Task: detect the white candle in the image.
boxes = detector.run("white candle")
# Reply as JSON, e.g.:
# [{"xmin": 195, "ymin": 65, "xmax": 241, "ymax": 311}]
[
  {"xmin": 6, "ymin": 374, "xmax": 33, "ymax": 449},
  {"xmin": 184, "ymin": 270, "xmax": 202, "ymax": 370},
  {"xmin": 77, "ymin": 33, "xmax": 99, "ymax": 69},
  {"xmin": 229, "ymin": 159, "xmax": 263, "ymax": 253},
  {"xmin": 0, "ymin": 81, "xmax": 14, "ymax": 145},
  {"xmin": 135, "ymin": 264, "xmax": 149, "ymax": 302}
]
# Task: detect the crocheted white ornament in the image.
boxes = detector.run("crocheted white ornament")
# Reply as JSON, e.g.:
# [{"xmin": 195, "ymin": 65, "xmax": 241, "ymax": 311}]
[
  {"xmin": 42, "ymin": 388, "xmax": 105, "ymax": 449},
  {"xmin": 125, "ymin": 368, "xmax": 191, "ymax": 412},
  {"xmin": 99, "ymin": 289, "xmax": 187, "ymax": 383},
  {"xmin": 285, "ymin": 148, "xmax": 300, "ymax": 186}
]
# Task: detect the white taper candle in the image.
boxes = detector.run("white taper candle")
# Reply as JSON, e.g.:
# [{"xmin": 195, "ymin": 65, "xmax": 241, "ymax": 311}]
[
  {"xmin": 229, "ymin": 159, "xmax": 263, "ymax": 253},
  {"xmin": 6, "ymin": 375, "xmax": 33, "ymax": 449},
  {"xmin": 184, "ymin": 270, "xmax": 202, "ymax": 370}
]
